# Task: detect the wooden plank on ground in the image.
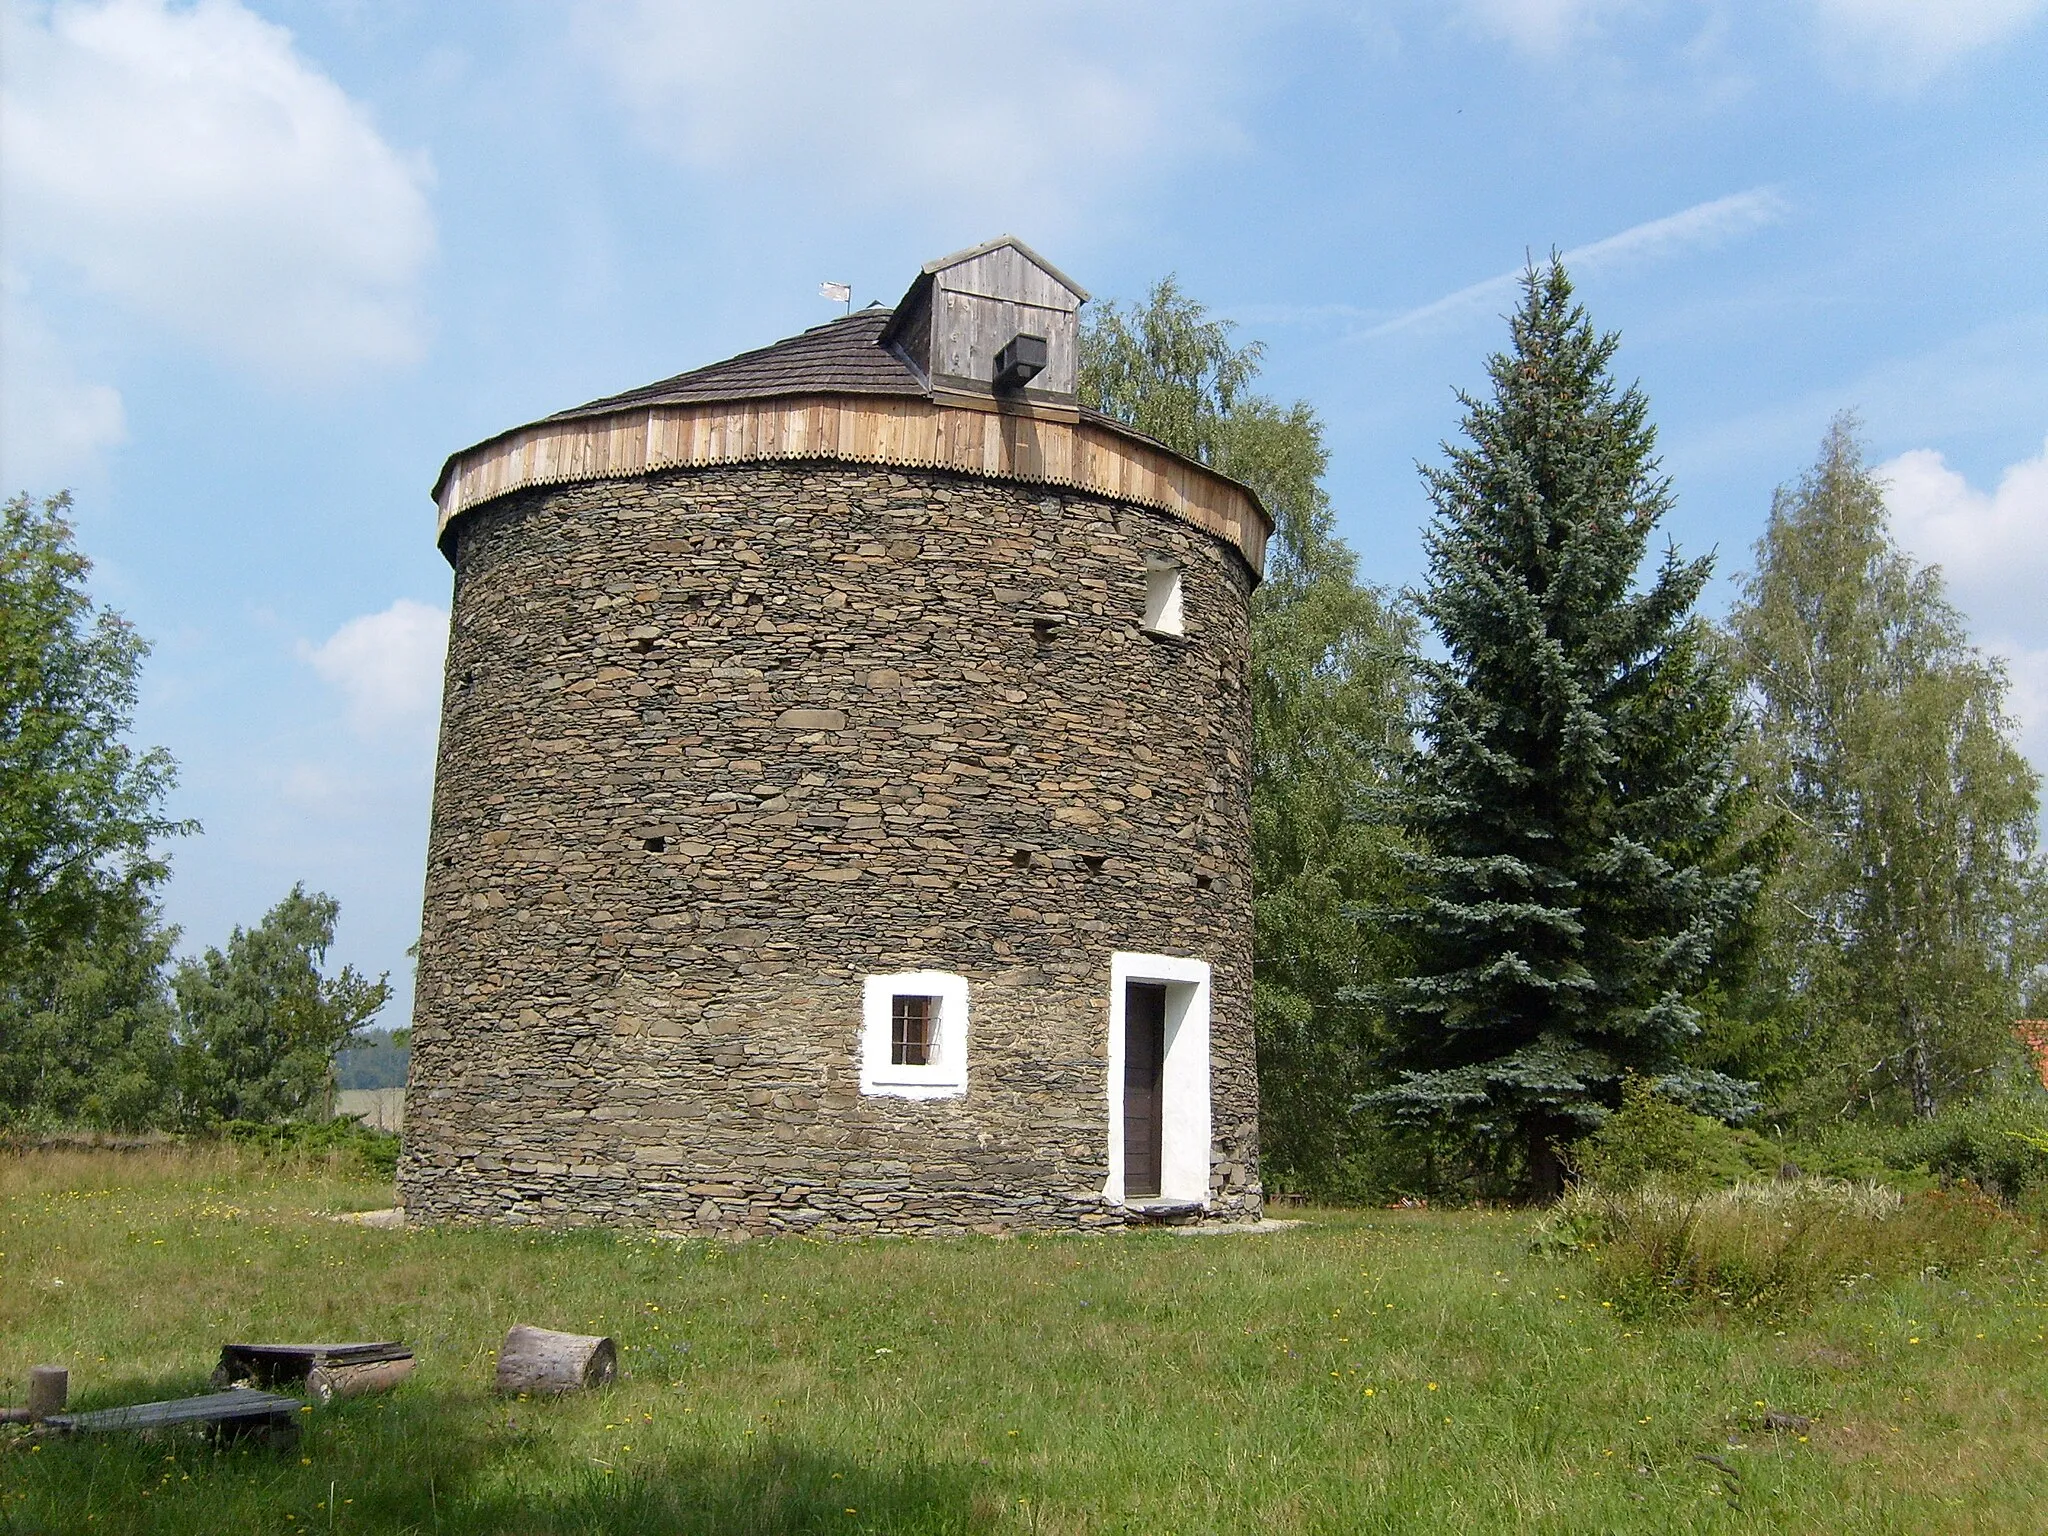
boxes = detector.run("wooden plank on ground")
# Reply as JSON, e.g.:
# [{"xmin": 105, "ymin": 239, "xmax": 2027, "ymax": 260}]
[{"xmin": 46, "ymin": 1389, "xmax": 301, "ymax": 1439}]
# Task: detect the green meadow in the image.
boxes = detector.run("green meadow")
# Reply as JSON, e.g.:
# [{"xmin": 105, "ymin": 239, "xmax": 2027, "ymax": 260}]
[{"xmin": 4, "ymin": 1146, "xmax": 2045, "ymax": 1534}]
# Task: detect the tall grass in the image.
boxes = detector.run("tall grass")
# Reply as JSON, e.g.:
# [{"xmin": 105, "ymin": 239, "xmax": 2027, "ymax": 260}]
[{"xmin": 1544, "ymin": 1178, "xmax": 2041, "ymax": 1321}]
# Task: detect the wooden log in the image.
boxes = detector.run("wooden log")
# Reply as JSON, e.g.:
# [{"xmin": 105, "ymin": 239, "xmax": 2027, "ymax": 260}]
[
  {"xmin": 212, "ymin": 1341, "xmax": 410, "ymax": 1390},
  {"xmin": 306, "ymin": 1355, "xmax": 414, "ymax": 1404},
  {"xmin": 27, "ymin": 1365, "xmax": 67, "ymax": 1421},
  {"xmin": 494, "ymin": 1325, "xmax": 616, "ymax": 1395}
]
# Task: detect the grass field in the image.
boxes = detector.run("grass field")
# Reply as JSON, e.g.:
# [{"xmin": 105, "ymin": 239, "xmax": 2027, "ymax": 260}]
[{"xmin": 4, "ymin": 1147, "xmax": 2046, "ymax": 1534}]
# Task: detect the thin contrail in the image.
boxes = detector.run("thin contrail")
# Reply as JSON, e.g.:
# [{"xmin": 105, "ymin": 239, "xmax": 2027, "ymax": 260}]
[{"xmin": 1359, "ymin": 187, "xmax": 1791, "ymax": 339}]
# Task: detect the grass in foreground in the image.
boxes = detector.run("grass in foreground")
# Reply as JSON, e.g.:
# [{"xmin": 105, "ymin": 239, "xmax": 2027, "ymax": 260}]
[{"xmin": 3, "ymin": 1147, "xmax": 2046, "ymax": 1534}]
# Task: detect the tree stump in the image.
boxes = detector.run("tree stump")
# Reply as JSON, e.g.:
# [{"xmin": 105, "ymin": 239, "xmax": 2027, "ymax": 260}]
[
  {"xmin": 306, "ymin": 1356, "xmax": 415, "ymax": 1404},
  {"xmin": 26, "ymin": 1366, "xmax": 67, "ymax": 1421},
  {"xmin": 494, "ymin": 1326, "xmax": 616, "ymax": 1395}
]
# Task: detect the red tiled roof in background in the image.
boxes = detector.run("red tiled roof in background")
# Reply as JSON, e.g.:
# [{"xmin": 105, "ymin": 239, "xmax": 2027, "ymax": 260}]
[{"xmin": 2016, "ymin": 1022, "xmax": 2048, "ymax": 1090}]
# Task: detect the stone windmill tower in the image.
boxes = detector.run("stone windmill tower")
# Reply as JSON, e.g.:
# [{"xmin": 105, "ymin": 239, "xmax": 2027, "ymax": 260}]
[{"xmin": 400, "ymin": 238, "xmax": 1269, "ymax": 1234}]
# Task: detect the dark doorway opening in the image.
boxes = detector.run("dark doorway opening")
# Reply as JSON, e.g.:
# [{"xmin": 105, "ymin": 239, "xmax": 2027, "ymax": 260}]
[{"xmin": 1123, "ymin": 980, "xmax": 1167, "ymax": 1200}]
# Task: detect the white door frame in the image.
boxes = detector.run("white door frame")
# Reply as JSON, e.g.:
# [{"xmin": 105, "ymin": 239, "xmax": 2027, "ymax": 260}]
[{"xmin": 1103, "ymin": 952, "xmax": 1211, "ymax": 1207}]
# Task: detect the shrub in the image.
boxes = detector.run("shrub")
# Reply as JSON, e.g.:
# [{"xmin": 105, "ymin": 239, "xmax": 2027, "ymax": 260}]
[
  {"xmin": 1791, "ymin": 1091, "xmax": 2048, "ymax": 1214},
  {"xmin": 1568, "ymin": 1076, "xmax": 1778, "ymax": 1195},
  {"xmin": 219, "ymin": 1115, "xmax": 399, "ymax": 1179},
  {"xmin": 1540, "ymin": 1178, "xmax": 2037, "ymax": 1320}
]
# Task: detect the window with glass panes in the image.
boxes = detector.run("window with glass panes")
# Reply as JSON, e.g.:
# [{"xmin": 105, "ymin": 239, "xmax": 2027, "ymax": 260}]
[{"xmin": 890, "ymin": 994, "xmax": 937, "ymax": 1066}]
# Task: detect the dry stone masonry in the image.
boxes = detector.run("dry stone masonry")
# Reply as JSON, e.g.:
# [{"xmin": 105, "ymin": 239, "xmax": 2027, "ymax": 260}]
[{"xmin": 400, "ymin": 239, "xmax": 1266, "ymax": 1235}]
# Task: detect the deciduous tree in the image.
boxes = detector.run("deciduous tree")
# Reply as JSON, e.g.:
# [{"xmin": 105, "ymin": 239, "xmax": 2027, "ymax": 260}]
[
  {"xmin": 1725, "ymin": 418, "xmax": 2046, "ymax": 1119},
  {"xmin": 1, "ymin": 490, "xmax": 189, "ymax": 1128},
  {"xmin": 174, "ymin": 885, "xmax": 390, "ymax": 1125},
  {"xmin": 0, "ymin": 879, "xmax": 178, "ymax": 1130},
  {"xmin": 0, "ymin": 491, "xmax": 188, "ymax": 976}
]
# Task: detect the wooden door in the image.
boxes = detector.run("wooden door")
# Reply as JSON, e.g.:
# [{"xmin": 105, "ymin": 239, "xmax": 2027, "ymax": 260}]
[{"xmin": 1123, "ymin": 981, "xmax": 1167, "ymax": 1199}]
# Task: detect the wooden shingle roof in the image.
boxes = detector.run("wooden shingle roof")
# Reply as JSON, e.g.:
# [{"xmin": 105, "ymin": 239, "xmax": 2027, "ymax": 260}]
[
  {"xmin": 548, "ymin": 309, "xmax": 922, "ymax": 422},
  {"xmin": 538, "ymin": 303, "xmax": 1186, "ymax": 458}
]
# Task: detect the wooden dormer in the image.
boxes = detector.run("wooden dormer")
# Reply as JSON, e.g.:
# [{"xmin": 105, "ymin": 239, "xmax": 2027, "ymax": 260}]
[{"xmin": 880, "ymin": 236, "xmax": 1088, "ymax": 415}]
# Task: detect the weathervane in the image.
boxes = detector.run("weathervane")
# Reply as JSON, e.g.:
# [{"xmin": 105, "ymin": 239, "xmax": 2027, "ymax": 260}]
[{"xmin": 819, "ymin": 280, "xmax": 851, "ymax": 316}]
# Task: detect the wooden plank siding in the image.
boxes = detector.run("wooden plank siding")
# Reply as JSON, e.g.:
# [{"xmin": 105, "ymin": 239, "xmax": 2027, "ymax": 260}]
[{"xmin": 434, "ymin": 395, "xmax": 1269, "ymax": 576}]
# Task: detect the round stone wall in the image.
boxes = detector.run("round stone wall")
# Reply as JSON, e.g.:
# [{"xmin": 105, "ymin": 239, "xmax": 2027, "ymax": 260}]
[{"xmin": 398, "ymin": 460, "xmax": 1260, "ymax": 1234}]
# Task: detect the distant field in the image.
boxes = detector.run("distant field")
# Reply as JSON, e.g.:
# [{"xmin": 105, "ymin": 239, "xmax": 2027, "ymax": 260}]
[
  {"xmin": 335, "ymin": 1088, "xmax": 405, "ymax": 1133},
  {"xmin": 4, "ymin": 1147, "xmax": 2045, "ymax": 1534}
]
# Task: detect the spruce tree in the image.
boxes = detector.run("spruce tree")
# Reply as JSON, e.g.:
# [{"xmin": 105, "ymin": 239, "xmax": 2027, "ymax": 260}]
[{"xmin": 1370, "ymin": 261, "xmax": 1757, "ymax": 1195}]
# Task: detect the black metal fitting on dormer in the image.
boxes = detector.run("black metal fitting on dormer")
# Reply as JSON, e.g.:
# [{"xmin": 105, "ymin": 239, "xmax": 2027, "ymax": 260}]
[{"xmin": 993, "ymin": 333, "xmax": 1048, "ymax": 392}]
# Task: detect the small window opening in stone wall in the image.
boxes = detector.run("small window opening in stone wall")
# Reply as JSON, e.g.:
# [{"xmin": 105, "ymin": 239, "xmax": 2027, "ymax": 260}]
[
  {"xmin": 890, "ymin": 994, "xmax": 936, "ymax": 1066},
  {"xmin": 1195, "ymin": 872, "xmax": 1213, "ymax": 891},
  {"xmin": 643, "ymin": 836, "xmax": 666, "ymax": 854},
  {"xmin": 1032, "ymin": 617, "xmax": 1058, "ymax": 646},
  {"xmin": 861, "ymin": 971, "xmax": 969, "ymax": 1099},
  {"xmin": 1081, "ymin": 853, "xmax": 1109, "ymax": 875},
  {"xmin": 1011, "ymin": 849, "xmax": 1033, "ymax": 869},
  {"xmin": 1143, "ymin": 559, "xmax": 1185, "ymax": 637}
]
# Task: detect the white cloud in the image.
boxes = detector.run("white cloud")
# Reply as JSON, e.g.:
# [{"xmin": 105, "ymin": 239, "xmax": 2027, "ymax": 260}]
[
  {"xmin": 0, "ymin": 269, "xmax": 125, "ymax": 486},
  {"xmin": 572, "ymin": 0, "xmax": 1252, "ymax": 238},
  {"xmin": 303, "ymin": 599, "xmax": 448, "ymax": 737},
  {"xmin": 1883, "ymin": 436, "xmax": 2048, "ymax": 776},
  {"xmin": 1458, "ymin": 0, "xmax": 1644, "ymax": 55},
  {"xmin": 1811, "ymin": 0, "xmax": 2047, "ymax": 88},
  {"xmin": 2000, "ymin": 645, "xmax": 2048, "ymax": 778},
  {"xmin": 1364, "ymin": 187, "xmax": 1788, "ymax": 339},
  {"xmin": 0, "ymin": 0, "xmax": 435, "ymax": 381},
  {"xmin": 1882, "ymin": 436, "xmax": 2048, "ymax": 636}
]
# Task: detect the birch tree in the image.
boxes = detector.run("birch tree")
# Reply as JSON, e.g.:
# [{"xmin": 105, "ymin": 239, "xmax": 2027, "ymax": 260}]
[{"xmin": 1728, "ymin": 418, "xmax": 2046, "ymax": 1119}]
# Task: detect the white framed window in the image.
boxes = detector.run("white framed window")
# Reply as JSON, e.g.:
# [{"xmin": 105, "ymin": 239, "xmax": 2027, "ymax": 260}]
[
  {"xmin": 860, "ymin": 970, "xmax": 969, "ymax": 1099},
  {"xmin": 1103, "ymin": 953, "xmax": 1211, "ymax": 1207},
  {"xmin": 1143, "ymin": 559, "xmax": 1185, "ymax": 636}
]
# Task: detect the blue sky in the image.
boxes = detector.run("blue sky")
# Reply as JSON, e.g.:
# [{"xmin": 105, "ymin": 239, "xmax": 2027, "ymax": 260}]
[{"xmin": 4, "ymin": 0, "xmax": 2045, "ymax": 1027}]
